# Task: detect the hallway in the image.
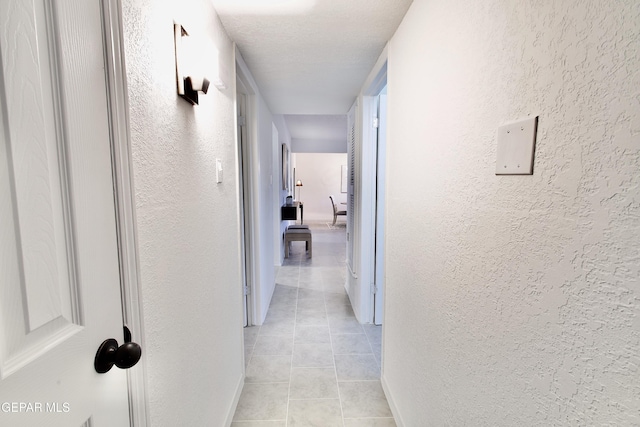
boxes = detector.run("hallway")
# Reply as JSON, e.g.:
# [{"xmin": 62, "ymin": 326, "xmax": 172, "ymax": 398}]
[{"xmin": 232, "ymin": 223, "xmax": 394, "ymax": 426}]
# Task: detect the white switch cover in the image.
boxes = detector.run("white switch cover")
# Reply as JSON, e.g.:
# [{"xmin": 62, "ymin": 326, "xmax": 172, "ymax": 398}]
[
  {"xmin": 216, "ymin": 159, "xmax": 223, "ymax": 183},
  {"xmin": 496, "ymin": 116, "xmax": 538, "ymax": 175}
]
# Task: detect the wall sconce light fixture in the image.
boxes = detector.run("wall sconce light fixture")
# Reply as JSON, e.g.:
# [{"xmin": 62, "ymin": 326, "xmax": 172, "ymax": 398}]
[{"xmin": 174, "ymin": 23, "xmax": 213, "ymax": 105}]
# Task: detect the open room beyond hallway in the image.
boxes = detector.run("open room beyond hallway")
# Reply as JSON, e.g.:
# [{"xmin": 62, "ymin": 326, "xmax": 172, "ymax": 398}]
[{"xmin": 232, "ymin": 222, "xmax": 394, "ymax": 426}]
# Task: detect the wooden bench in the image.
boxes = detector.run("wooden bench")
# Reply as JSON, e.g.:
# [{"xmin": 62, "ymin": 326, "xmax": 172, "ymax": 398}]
[{"xmin": 284, "ymin": 228, "xmax": 312, "ymax": 258}]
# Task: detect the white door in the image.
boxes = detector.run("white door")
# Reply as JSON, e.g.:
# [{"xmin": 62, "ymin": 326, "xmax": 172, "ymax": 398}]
[
  {"xmin": 374, "ymin": 93, "xmax": 387, "ymax": 325},
  {"xmin": 0, "ymin": 1, "xmax": 130, "ymax": 426}
]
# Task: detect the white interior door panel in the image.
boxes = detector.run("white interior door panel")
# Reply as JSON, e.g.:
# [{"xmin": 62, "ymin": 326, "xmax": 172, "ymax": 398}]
[{"xmin": 0, "ymin": 1, "xmax": 130, "ymax": 425}]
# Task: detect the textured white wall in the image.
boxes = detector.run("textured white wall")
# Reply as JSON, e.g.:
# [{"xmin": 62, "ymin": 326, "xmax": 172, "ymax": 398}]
[
  {"xmin": 121, "ymin": 1, "xmax": 244, "ymax": 425},
  {"xmin": 293, "ymin": 153, "xmax": 347, "ymax": 222},
  {"xmin": 383, "ymin": 0, "xmax": 640, "ymax": 425}
]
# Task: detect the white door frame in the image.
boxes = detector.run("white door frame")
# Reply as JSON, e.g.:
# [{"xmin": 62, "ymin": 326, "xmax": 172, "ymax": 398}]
[
  {"xmin": 272, "ymin": 123, "xmax": 281, "ymax": 267},
  {"xmin": 373, "ymin": 91, "xmax": 387, "ymax": 325},
  {"xmin": 235, "ymin": 84, "xmax": 254, "ymax": 327},
  {"xmin": 360, "ymin": 49, "xmax": 388, "ymax": 324},
  {"xmin": 235, "ymin": 52, "xmax": 260, "ymax": 326},
  {"xmin": 101, "ymin": 0, "xmax": 149, "ymax": 425}
]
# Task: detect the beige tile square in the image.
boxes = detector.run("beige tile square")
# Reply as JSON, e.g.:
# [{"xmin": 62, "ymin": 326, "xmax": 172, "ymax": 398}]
[
  {"xmin": 298, "ymin": 278, "xmax": 325, "ymax": 290},
  {"xmin": 363, "ymin": 324, "xmax": 382, "ymax": 345},
  {"xmin": 245, "ymin": 355, "xmax": 291, "ymax": 383},
  {"xmin": 244, "ymin": 326, "xmax": 260, "ymax": 347},
  {"xmin": 334, "ymin": 354, "xmax": 380, "ymax": 381},
  {"xmin": 295, "ymin": 310, "xmax": 328, "ymax": 327},
  {"xmin": 289, "ymin": 367, "xmax": 339, "ymax": 399},
  {"xmin": 326, "ymin": 303, "xmax": 355, "ymax": 318},
  {"xmin": 343, "ymin": 418, "xmax": 397, "ymax": 427},
  {"xmin": 339, "ymin": 381, "xmax": 392, "ymax": 419},
  {"xmin": 244, "ymin": 344, "xmax": 253, "ymax": 369},
  {"xmin": 275, "ymin": 269, "xmax": 300, "ymax": 287},
  {"xmin": 296, "ymin": 297, "xmax": 325, "ymax": 310},
  {"xmin": 324, "ymin": 283, "xmax": 349, "ymax": 295},
  {"xmin": 294, "ymin": 325, "xmax": 331, "ymax": 344},
  {"xmin": 287, "ymin": 399, "xmax": 343, "ymax": 427},
  {"xmin": 292, "ymin": 343, "xmax": 334, "ymax": 367},
  {"xmin": 332, "ymin": 334, "xmax": 372, "ymax": 355},
  {"xmin": 329, "ymin": 316, "xmax": 364, "ymax": 335},
  {"xmin": 233, "ymin": 383, "xmax": 288, "ymax": 421},
  {"xmin": 324, "ymin": 290, "xmax": 350, "ymax": 304},
  {"xmin": 297, "ymin": 288, "xmax": 325, "ymax": 300},
  {"xmin": 265, "ymin": 305, "xmax": 296, "ymax": 321},
  {"xmin": 260, "ymin": 319, "xmax": 295, "ymax": 336},
  {"xmin": 253, "ymin": 335, "xmax": 293, "ymax": 356},
  {"xmin": 231, "ymin": 421, "xmax": 286, "ymax": 427}
]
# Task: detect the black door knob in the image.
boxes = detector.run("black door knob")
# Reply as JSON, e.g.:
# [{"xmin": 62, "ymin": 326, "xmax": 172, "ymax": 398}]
[{"xmin": 94, "ymin": 329, "xmax": 142, "ymax": 374}]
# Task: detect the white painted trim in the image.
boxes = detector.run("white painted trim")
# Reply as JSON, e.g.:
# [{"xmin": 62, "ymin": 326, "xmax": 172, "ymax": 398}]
[
  {"xmin": 272, "ymin": 123, "xmax": 281, "ymax": 267},
  {"xmin": 235, "ymin": 47, "xmax": 261, "ymax": 97},
  {"xmin": 234, "ymin": 59, "xmax": 253, "ymax": 328},
  {"xmin": 101, "ymin": 1, "xmax": 150, "ymax": 426},
  {"xmin": 359, "ymin": 95, "xmax": 378, "ymax": 323},
  {"xmin": 358, "ymin": 48, "xmax": 389, "ymax": 324},
  {"xmin": 374, "ymin": 93, "xmax": 388, "ymax": 325},
  {"xmin": 381, "ymin": 374, "xmax": 405, "ymax": 427},
  {"xmin": 362, "ymin": 44, "xmax": 389, "ymax": 96},
  {"xmin": 235, "ymin": 47, "xmax": 260, "ymax": 325},
  {"xmin": 224, "ymin": 375, "xmax": 245, "ymax": 427}
]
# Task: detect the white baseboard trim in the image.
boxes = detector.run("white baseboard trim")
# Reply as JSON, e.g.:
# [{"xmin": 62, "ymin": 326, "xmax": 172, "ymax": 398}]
[
  {"xmin": 348, "ymin": 263, "xmax": 358, "ymax": 279},
  {"xmin": 225, "ymin": 374, "xmax": 245, "ymax": 427},
  {"xmin": 381, "ymin": 374, "xmax": 404, "ymax": 427}
]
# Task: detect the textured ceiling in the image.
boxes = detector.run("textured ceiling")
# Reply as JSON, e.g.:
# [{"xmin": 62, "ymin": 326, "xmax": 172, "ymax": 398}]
[
  {"xmin": 212, "ymin": 0, "xmax": 413, "ymax": 116},
  {"xmin": 284, "ymin": 114, "xmax": 347, "ymax": 140}
]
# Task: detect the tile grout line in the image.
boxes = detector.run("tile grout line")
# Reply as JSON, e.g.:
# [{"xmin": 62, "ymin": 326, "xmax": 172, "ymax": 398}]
[
  {"xmin": 325, "ymin": 278, "xmax": 347, "ymax": 427},
  {"xmin": 324, "ymin": 252, "xmax": 349, "ymax": 427},
  {"xmin": 284, "ymin": 265, "xmax": 301, "ymax": 427},
  {"xmin": 364, "ymin": 325, "xmax": 383, "ymax": 370}
]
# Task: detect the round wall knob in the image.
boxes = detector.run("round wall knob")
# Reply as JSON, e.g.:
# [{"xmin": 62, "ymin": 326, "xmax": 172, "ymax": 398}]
[{"xmin": 95, "ymin": 338, "xmax": 142, "ymax": 373}]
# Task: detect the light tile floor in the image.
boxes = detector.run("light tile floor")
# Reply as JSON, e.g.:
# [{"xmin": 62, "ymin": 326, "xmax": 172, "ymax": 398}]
[{"xmin": 232, "ymin": 222, "xmax": 395, "ymax": 427}]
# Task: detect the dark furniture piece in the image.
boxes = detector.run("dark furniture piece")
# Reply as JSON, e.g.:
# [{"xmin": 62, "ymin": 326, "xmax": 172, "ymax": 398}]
[{"xmin": 281, "ymin": 201, "xmax": 303, "ymax": 224}]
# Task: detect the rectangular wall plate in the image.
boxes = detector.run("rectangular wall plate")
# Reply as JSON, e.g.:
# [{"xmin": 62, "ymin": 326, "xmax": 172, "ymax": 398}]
[{"xmin": 496, "ymin": 116, "xmax": 538, "ymax": 175}]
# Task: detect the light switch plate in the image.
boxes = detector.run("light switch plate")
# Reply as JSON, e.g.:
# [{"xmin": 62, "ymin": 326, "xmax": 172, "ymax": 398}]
[
  {"xmin": 216, "ymin": 159, "xmax": 223, "ymax": 183},
  {"xmin": 496, "ymin": 116, "xmax": 538, "ymax": 175}
]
